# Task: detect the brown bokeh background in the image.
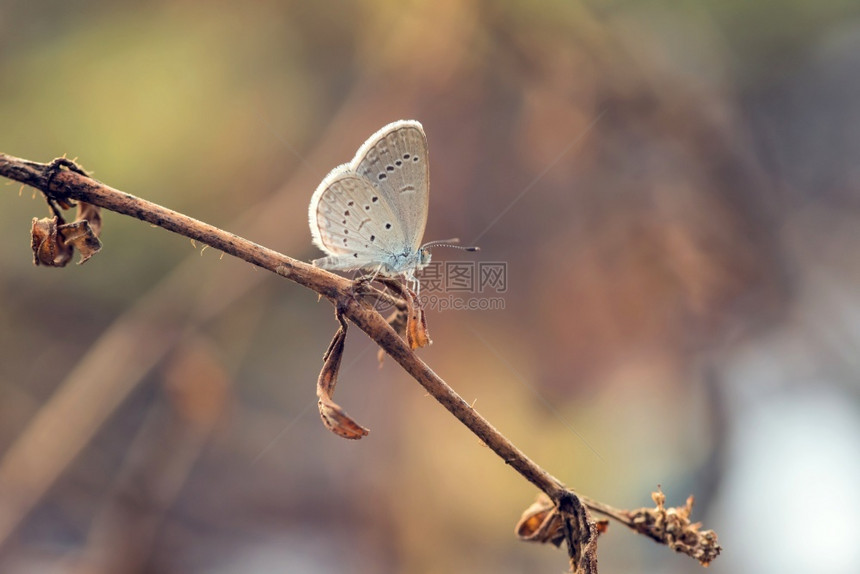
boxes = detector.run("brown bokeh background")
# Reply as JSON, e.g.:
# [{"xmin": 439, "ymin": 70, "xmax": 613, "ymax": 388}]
[{"xmin": 2, "ymin": 1, "xmax": 860, "ymax": 573}]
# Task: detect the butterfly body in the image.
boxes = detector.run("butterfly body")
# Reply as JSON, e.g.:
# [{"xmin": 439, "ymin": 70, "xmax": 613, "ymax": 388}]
[{"xmin": 308, "ymin": 120, "xmax": 432, "ymax": 282}]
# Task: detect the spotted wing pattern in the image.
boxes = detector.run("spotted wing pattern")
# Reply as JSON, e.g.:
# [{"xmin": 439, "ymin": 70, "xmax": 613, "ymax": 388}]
[
  {"xmin": 309, "ymin": 171, "xmax": 404, "ymax": 270},
  {"xmin": 308, "ymin": 120, "xmax": 430, "ymax": 274},
  {"xmin": 351, "ymin": 121, "xmax": 429, "ymax": 253}
]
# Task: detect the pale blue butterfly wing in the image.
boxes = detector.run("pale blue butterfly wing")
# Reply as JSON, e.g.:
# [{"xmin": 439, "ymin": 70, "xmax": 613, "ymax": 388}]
[
  {"xmin": 309, "ymin": 120, "xmax": 430, "ymax": 276},
  {"xmin": 309, "ymin": 171, "xmax": 403, "ymax": 270},
  {"xmin": 352, "ymin": 120, "xmax": 429, "ymax": 254}
]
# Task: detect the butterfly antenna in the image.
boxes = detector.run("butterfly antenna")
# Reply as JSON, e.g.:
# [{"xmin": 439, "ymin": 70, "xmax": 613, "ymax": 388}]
[{"xmin": 422, "ymin": 238, "xmax": 480, "ymax": 252}]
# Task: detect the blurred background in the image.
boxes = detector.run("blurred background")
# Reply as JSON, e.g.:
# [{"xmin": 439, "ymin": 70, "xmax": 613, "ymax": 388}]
[{"xmin": 1, "ymin": 1, "xmax": 860, "ymax": 572}]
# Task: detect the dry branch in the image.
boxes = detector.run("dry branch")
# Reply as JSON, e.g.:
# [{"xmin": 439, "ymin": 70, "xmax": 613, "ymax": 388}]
[{"xmin": 0, "ymin": 152, "xmax": 721, "ymax": 571}]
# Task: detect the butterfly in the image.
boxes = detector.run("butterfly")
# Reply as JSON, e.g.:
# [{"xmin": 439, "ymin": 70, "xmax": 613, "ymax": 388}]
[{"xmin": 308, "ymin": 120, "xmax": 475, "ymax": 287}]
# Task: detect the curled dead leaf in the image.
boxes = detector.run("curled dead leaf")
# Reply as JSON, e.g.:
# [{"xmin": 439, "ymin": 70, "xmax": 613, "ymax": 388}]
[
  {"xmin": 31, "ymin": 208, "xmax": 102, "ymax": 267},
  {"xmin": 316, "ymin": 309, "xmax": 369, "ymax": 439},
  {"xmin": 31, "ymin": 216, "xmax": 74, "ymax": 267},
  {"xmin": 516, "ymin": 492, "xmax": 602, "ymax": 574},
  {"xmin": 515, "ymin": 493, "xmax": 566, "ymax": 547},
  {"xmin": 58, "ymin": 219, "xmax": 102, "ymax": 264},
  {"xmin": 318, "ymin": 397, "xmax": 369, "ymax": 439},
  {"xmin": 31, "ymin": 158, "xmax": 102, "ymax": 266},
  {"xmin": 76, "ymin": 199, "xmax": 102, "ymax": 237},
  {"xmin": 405, "ymin": 288, "xmax": 431, "ymax": 349}
]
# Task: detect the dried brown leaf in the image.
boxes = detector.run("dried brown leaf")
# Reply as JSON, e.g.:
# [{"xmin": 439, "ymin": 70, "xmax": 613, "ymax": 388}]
[
  {"xmin": 76, "ymin": 200, "xmax": 102, "ymax": 237},
  {"xmin": 54, "ymin": 197, "xmax": 75, "ymax": 211},
  {"xmin": 515, "ymin": 493, "xmax": 566, "ymax": 547},
  {"xmin": 318, "ymin": 397, "xmax": 369, "ymax": 439},
  {"xmin": 405, "ymin": 289, "xmax": 431, "ymax": 349},
  {"xmin": 316, "ymin": 310, "xmax": 369, "ymax": 439},
  {"xmin": 31, "ymin": 216, "xmax": 74, "ymax": 267},
  {"xmin": 516, "ymin": 492, "xmax": 602, "ymax": 574},
  {"xmin": 30, "ymin": 194, "xmax": 102, "ymax": 267},
  {"xmin": 58, "ymin": 219, "xmax": 102, "ymax": 264},
  {"xmin": 628, "ymin": 487, "xmax": 721, "ymax": 566}
]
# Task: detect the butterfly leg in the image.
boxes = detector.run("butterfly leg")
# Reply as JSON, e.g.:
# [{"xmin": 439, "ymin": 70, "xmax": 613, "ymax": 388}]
[
  {"xmin": 404, "ymin": 271, "xmax": 421, "ymax": 300},
  {"xmin": 350, "ymin": 271, "xmax": 374, "ymax": 299},
  {"xmin": 350, "ymin": 265, "xmax": 383, "ymax": 294},
  {"xmin": 367, "ymin": 264, "xmax": 384, "ymax": 285},
  {"xmin": 352, "ymin": 266, "xmax": 400, "ymax": 313},
  {"xmin": 361, "ymin": 265, "xmax": 387, "ymax": 311}
]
